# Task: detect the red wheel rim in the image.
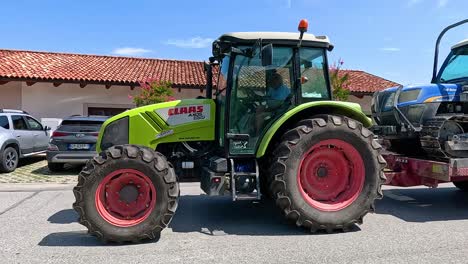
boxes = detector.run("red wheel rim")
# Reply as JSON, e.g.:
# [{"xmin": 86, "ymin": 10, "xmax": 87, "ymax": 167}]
[
  {"xmin": 297, "ymin": 139, "xmax": 365, "ymax": 212},
  {"xmin": 95, "ymin": 169, "xmax": 156, "ymax": 227}
]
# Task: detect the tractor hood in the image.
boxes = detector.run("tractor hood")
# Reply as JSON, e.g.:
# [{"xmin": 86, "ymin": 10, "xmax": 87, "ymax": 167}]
[
  {"xmin": 374, "ymin": 83, "xmax": 464, "ymax": 109},
  {"xmin": 97, "ymin": 99, "xmax": 216, "ymax": 152}
]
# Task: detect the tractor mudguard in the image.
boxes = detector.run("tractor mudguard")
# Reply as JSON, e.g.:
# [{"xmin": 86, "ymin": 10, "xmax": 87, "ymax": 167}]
[
  {"xmin": 256, "ymin": 101, "xmax": 372, "ymax": 158},
  {"xmin": 96, "ymin": 99, "xmax": 216, "ymax": 152}
]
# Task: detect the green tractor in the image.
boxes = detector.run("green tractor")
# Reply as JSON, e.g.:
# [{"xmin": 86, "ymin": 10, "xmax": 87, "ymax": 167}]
[{"xmin": 73, "ymin": 20, "xmax": 386, "ymax": 242}]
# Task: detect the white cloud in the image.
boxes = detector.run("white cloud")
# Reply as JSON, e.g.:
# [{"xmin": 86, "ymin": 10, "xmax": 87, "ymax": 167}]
[
  {"xmin": 165, "ymin": 37, "xmax": 214, "ymax": 49},
  {"xmin": 438, "ymin": 0, "xmax": 448, "ymax": 7},
  {"xmin": 112, "ymin": 47, "xmax": 152, "ymax": 56},
  {"xmin": 407, "ymin": 0, "xmax": 423, "ymax": 7},
  {"xmin": 407, "ymin": 0, "xmax": 448, "ymax": 8},
  {"xmin": 380, "ymin": 47, "xmax": 401, "ymax": 52}
]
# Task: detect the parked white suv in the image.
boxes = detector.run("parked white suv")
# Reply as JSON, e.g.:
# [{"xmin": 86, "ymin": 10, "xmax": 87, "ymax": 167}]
[{"xmin": 0, "ymin": 109, "xmax": 50, "ymax": 172}]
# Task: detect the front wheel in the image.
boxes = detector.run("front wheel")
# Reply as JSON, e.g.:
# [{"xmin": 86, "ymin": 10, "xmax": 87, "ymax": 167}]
[
  {"xmin": 269, "ymin": 115, "xmax": 386, "ymax": 232},
  {"xmin": 0, "ymin": 147, "xmax": 19, "ymax": 173},
  {"xmin": 73, "ymin": 145, "xmax": 179, "ymax": 243}
]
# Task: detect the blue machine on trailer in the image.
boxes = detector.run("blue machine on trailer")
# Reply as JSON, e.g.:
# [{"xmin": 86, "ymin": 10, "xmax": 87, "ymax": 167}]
[{"xmin": 372, "ymin": 19, "xmax": 468, "ymax": 158}]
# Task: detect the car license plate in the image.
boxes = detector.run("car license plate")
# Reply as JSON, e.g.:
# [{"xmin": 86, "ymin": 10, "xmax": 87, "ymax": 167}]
[{"xmin": 69, "ymin": 144, "xmax": 90, "ymax": 150}]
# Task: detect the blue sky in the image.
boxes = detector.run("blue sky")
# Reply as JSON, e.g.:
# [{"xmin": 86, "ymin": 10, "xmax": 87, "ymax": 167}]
[{"xmin": 1, "ymin": 0, "xmax": 467, "ymax": 85}]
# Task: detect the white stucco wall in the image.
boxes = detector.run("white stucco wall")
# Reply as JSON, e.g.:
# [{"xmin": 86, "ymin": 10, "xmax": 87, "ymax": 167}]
[
  {"xmin": 348, "ymin": 94, "xmax": 372, "ymax": 115},
  {"xmin": 21, "ymin": 82, "xmax": 139, "ymax": 119},
  {"xmin": 0, "ymin": 81, "xmax": 22, "ymax": 109},
  {"xmin": 19, "ymin": 82, "xmax": 206, "ymax": 119}
]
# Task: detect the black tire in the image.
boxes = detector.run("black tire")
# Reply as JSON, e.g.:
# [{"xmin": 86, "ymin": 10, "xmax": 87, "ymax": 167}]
[
  {"xmin": 269, "ymin": 115, "xmax": 386, "ymax": 232},
  {"xmin": 73, "ymin": 145, "xmax": 179, "ymax": 243},
  {"xmin": 0, "ymin": 147, "xmax": 19, "ymax": 173},
  {"xmin": 453, "ymin": 181, "xmax": 468, "ymax": 191},
  {"xmin": 47, "ymin": 162, "xmax": 65, "ymax": 172}
]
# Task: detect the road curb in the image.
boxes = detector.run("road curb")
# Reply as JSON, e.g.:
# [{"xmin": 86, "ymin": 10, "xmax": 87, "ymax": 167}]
[{"xmin": 0, "ymin": 183, "xmax": 75, "ymax": 192}]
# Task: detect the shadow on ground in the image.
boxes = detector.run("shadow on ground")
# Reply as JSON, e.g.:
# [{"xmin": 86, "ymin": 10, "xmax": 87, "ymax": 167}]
[
  {"xmin": 48, "ymin": 209, "xmax": 78, "ymax": 224},
  {"xmin": 41, "ymin": 209, "xmax": 159, "ymax": 246},
  {"xmin": 40, "ymin": 194, "xmax": 360, "ymax": 246},
  {"xmin": 39, "ymin": 186, "xmax": 468, "ymax": 247},
  {"xmin": 169, "ymin": 195, "xmax": 359, "ymax": 236},
  {"xmin": 38, "ymin": 231, "xmax": 160, "ymax": 246},
  {"xmin": 16, "ymin": 155, "xmax": 46, "ymax": 168},
  {"xmin": 39, "ymin": 231, "xmax": 108, "ymax": 247},
  {"xmin": 377, "ymin": 186, "xmax": 468, "ymax": 222},
  {"xmin": 31, "ymin": 164, "xmax": 83, "ymax": 176}
]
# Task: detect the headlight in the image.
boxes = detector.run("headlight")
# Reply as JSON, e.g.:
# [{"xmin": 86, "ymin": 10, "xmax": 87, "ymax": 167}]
[{"xmin": 100, "ymin": 117, "xmax": 129, "ymax": 150}]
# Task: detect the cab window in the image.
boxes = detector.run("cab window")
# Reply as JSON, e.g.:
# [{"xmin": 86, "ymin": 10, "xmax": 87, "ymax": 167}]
[{"xmin": 299, "ymin": 48, "xmax": 329, "ymax": 101}]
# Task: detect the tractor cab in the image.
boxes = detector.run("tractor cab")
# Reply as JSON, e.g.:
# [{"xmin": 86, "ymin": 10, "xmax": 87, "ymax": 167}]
[
  {"xmin": 437, "ymin": 39, "xmax": 468, "ymax": 84},
  {"xmin": 207, "ymin": 30, "xmax": 334, "ymax": 156}
]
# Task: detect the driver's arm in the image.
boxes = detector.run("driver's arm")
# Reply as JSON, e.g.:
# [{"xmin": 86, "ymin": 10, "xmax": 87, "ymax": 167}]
[{"xmin": 265, "ymin": 99, "xmax": 284, "ymax": 109}]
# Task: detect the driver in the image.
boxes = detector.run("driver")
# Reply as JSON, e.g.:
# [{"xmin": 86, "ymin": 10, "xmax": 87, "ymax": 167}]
[
  {"xmin": 266, "ymin": 73, "xmax": 290, "ymax": 101},
  {"xmin": 254, "ymin": 73, "xmax": 290, "ymax": 132}
]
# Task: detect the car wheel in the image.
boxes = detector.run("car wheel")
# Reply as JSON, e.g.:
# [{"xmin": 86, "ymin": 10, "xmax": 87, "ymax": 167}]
[{"xmin": 0, "ymin": 147, "xmax": 19, "ymax": 173}]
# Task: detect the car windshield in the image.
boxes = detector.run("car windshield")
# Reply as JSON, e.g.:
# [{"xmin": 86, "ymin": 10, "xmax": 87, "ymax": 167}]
[
  {"xmin": 58, "ymin": 120, "xmax": 104, "ymax": 132},
  {"xmin": 440, "ymin": 45, "xmax": 468, "ymax": 83}
]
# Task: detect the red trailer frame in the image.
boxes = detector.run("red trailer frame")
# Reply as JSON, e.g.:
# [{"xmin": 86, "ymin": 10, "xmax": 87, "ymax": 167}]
[{"xmin": 383, "ymin": 152, "xmax": 468, "ymax": 187}]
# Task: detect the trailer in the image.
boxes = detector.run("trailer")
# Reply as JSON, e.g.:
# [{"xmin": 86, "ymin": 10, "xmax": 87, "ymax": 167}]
[{"xmin": 384, "ymin": 152, "xmax": 468, "ymax": 189}]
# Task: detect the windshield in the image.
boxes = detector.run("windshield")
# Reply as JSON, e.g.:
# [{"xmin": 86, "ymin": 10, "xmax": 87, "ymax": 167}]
[
  {"xmin": 440, "ymin": 45, "xmax": 468, "ymax": 83},
  {"xmin": 58, "ymin": 120, "xmax": 104, "ymax": 132}
]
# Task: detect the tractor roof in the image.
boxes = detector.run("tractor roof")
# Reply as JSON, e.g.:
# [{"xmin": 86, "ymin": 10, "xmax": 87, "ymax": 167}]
[
  {"xmin": 452, "ymin": 39, "xmax": 468, "ymax": 49},
  {"xmin": 218, "ymin": 32, "xmax": 332, "ymax": 49}
]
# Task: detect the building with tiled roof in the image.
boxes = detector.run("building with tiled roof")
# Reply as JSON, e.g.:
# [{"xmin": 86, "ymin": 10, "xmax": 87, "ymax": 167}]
[{"xmin": 0, "ymin": 49, "xmax": 399, "ymax": 119}]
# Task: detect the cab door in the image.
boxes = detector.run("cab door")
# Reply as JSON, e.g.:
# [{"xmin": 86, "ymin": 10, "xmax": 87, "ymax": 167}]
[{"xmin": 226, "ymin": 46, "xmax": 295, "ymax": 156}]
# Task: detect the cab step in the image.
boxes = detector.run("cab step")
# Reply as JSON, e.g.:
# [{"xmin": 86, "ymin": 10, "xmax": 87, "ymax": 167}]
[{"xmin": 230, "ymin": 159, "xmax": 261, "ymax": 201}]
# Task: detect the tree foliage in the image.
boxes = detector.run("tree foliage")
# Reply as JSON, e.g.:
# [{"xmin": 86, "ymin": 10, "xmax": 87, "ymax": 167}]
[
  {"xmin": 329, "ymin": 59, "xmax": 351, "ymax": 101},
  {"xmin": 129, "ymin": 79, "xmax": 176, "ymax": 107}
]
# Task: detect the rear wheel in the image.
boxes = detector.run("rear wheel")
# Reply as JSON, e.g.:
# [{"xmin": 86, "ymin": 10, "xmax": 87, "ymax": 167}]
[
  {"xmin": 269, "ymin": 115, "xmax": 386, "ymax": 232},
  {"xmin": 0, "ymin": 147, "xmax": 19, "ymax": 173},
  {"xmin": 73, "ymin": 145, "xmax": 179, "ymax": 243}
]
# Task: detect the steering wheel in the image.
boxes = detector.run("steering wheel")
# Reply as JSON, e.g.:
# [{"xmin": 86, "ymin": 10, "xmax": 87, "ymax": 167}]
[
  {"xmin": 243, "ymin": 88, "xmax": 264, "ymax": 101},
  {"xmin": 238, "ymin": 88, "xmax": 266, "ymax": 111}
]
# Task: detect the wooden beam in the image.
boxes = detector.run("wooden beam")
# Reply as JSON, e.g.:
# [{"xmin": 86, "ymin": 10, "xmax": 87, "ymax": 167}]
[
  {"xmin": 79, "ymin": 83, "xmax": 87, "ymax": 88},
  {"xmin": 105, "ymin": 84, "xmax": 111, "ymax": 89},
  {"xmin": 53, "ymin": 82, "xmax": 62, "ymax": 87},
  {"xmin": 0, "ymin": 81, "xmax": 9, "ymax": 85},
  {"xmin": 130, "ymin": 85, "xmax": 135, "ymax": 90},
  {"xmin": 26, "ymin": 81, "xmax": 36, "ymax": 86}
]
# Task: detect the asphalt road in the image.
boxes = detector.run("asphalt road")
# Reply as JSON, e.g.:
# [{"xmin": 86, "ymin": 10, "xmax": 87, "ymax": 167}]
[{"xmin": 1, "ymin": 183, "xmax": 468, "ymax": 264}]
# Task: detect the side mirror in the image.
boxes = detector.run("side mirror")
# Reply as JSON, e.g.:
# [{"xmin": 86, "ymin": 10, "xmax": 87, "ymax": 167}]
[
  {"xmin": 261, "ymin": 44, "xmax": 273, "ymax": 66},
  {"xmin": 44, "ymin": 126, "xmax": 51, "ymax": 131}
]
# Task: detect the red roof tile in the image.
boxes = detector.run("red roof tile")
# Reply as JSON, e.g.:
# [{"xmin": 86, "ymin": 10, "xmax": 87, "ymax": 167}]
[
  {"xmin": 0, "ymin": 49, "xmax": 399, "ymax": 93},
  {"xmin": 339, "ymin": 70, "xmax": 399, "ymax": 93}
]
